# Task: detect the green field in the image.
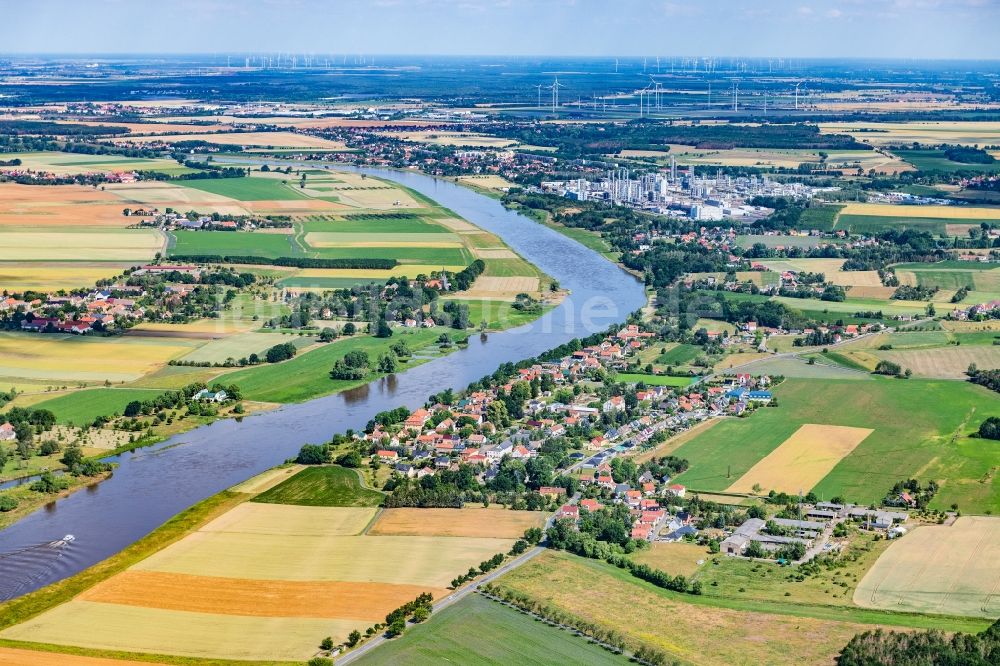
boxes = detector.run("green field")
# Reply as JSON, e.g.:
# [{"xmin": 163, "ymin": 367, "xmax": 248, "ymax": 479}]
[
  {"xmin": 356, "ymin": 593, "xmax": 626, "ymax": 666},
  {"xmin": 223, "ymin": 328, "xmax": 444, "ymax": 402},
  {"xmin": 27, "ymin": 388, "xmax": 166, "ymax": 425},
  {"xmin": 441, "ymin": 299, "xmax": 546, "ymax": 330},
  {"xmin": 168, "ymin": 230, "xmax": 302, "ymax": 259},
  {"xmin": 656, "ymin": 343, "xmax": 703, "ymax": 366},
  {"xmin": 799, "ymin": 205, "xmax": 843, "ymax": 231},
  {"xmin": 896, "ymin": 150, "xmax": 1000, "ymax": 175},
  {"xmin": 615, "ymin": 373, "xmax": 694, "ymax": 387},
  {"xmin": 176, "ymin": 177, "xmax": 310, "ymax": 201},
  {"xmin": 835, "ymin": 214, "xmax": 999, "ymax": 236},
  {"xmin": 312, "ymin": 245, "xmax": 471, "ymax": 265},
  {"xmin": 252, "ymin": 465, "xmax": 384, "ymax": 507},
  {"xmin": 301, "ymin": 215, "xmax": 444, "ymax": 234},
  {"xmin": 670, "ymin": 377, "xmax": 1000, "ymax": 512}
]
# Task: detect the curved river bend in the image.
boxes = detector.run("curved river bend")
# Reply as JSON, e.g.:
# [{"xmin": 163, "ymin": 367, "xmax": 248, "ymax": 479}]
[{"xmin": 0, "ymin": 167, "xmax": 646, "ymax": 599}]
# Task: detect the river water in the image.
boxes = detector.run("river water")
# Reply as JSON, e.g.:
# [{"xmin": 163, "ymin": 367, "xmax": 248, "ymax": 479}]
[{"xmin": 0, "ymin": 167, "xmax": 646, "ymax": 600}]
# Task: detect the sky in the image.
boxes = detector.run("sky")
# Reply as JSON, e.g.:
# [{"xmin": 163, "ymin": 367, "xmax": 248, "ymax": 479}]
[{"xmin": 2, "ymin": 0, "xmax": 999, "ymax": 59}]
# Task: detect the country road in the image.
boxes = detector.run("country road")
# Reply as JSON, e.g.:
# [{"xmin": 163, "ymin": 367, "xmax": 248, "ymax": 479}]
[{"xmin": 336, "ymin": 511, "xmax": 562, "ymax": 664}]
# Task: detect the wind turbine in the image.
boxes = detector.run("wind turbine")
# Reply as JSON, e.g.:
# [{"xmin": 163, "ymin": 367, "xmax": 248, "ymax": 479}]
[
  {"xmin": 534, "ymin": 84, "xmax": 545, "ymax": 110},
  {"xmin": 794, "ymin": 82, "xmax": 802, "ymax": 110},
  {"xmin": 549, "ymin": 76, "xmax": 566, "ymax": 113},
  {"xmin": 732, "ymin": 80, "xmax": 739, "ymax": 113}
]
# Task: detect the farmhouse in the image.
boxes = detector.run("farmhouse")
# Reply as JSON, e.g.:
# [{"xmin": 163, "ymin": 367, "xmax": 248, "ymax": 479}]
[
  {"xmin": 193, "ymin": 389, "xmax": 227, "ymax": 402},
  {"xmin": 0, "ymin": 422, "xmax": 15, "ymax": 441}
]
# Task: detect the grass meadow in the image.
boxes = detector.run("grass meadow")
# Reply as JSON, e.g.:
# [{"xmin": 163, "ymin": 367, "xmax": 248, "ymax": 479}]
[
  {"xmin": 253, "ymin": 466, "xmax": 385, "ymax": 508},
  {"xmin": 669, "ymin": 377, "xmax": 1000, "ymax": 512}
]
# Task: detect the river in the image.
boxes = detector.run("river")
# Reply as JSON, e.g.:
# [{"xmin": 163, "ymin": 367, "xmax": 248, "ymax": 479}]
[{"xmin": 0, "ymin": 167, "xmax": 646, "ymax": 600}]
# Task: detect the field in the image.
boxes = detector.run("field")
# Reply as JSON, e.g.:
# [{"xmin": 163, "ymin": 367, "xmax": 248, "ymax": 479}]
[
  {"xmin": 855, "ymin": 517, "xmax": 1000, "ymax": 618},
  {"xmin": 0, "ymin": 262, "xmax": 131, "ymax": 292},
  {"xmin": 177, "ymin": 330, "xmax": 315, "ymax": 364},
  {"xmin": 818, "ymin": 121, "xmax": 1000, "ymax": 147},
  {"xmin": 0, "ymin": 151, "xmax": 196, "ymax": 176},
  {"xmin": 0, "ymin": 227, "xmax": 163, "ymax": 261},
  {"xmin": 0, "ymin": 332, "xmax": 199, "ymax": 384},
  {"xmin": 118, "ymin": 130, "xmax": 349, "ymax": 149},
  {"xmin": 726, "ymin": 424, "xmax": 873, "ymax": 495},
  {"xmin": 169, "ymin": 228, "xmax": 302, "ymax": 258},
  {"xmin": 222, "ymin": 328, "xmax": 442, "ymax": 403},
  {"xmin": 628, "ymin": 542, "xmax": 710, "ymax": 576},
  {"xmin": 368, "ymin": 508, "xmax": 546, "ymax": 538},
  {"xmin": 382, "ymin": 130, "xmax": 517, "ymax": 148},
  {"xmin": 895, "ymin": 150, "xmax": 1000, "ymax": 174},
  {"xmin": 0, "ymin": 648, "xmax": 156, "ymax": 666},
  {"xmin": 177, "ymin": 176, "xmax": 310, "ymax": 201},
  {"xmin": 0, "ymin": 183, "xmax": 134, "ymax": 227},
  {"xmin": 25, "ymin": 388, "xmax": 165, "ymax": 425},
  {"xmin": 1, "ymin": 472, "xmax": 521, "ymax": 662},
  {"xmin": 490, "ymin": 550, "xmax": 877, "ymax": 666},
  {"xmin": 669, "ymin": 377, "xmax": 1000, "ymax": 512},
  {"xmin": 357, "ymin": 593, "xmax": 628, "ymax": 666},
  {"xmin": 615, "ymin": 373, "xmax": 695, "ymax": 387},
  {"xmin": 456, "ymin": 174, "xmax": 517, "ymax": 191},
  {"xmin": 252, "ymin": 465, "xmax": 385, "ymax": 507}
]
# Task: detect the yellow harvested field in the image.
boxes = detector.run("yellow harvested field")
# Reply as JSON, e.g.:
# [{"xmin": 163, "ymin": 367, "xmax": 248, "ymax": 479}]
[
  {"xmin": 875, "ymin": 346, "xmax": 1000, "ymax": 379},
  {"xmin": 0, "ymin": 647, "xmax": 156, "ymax": 666},
  {"xmin": 131, "ymin": 317, "xmax": 258, "ymax": 335},
  {"xmin": 134, "ymin": 531, "xmax": 513, "ymax": 588},
  {"xmin": 457, "ymin": 174, "xmax": 517, "ymax": 190},
  {"xmin": 0, "ymin": 332, "xmax": 198, "ymax": 383},
  {"xmin": 847, "ymin": 285, "xmax": 898, "ymax": 299},
  {"xmin": 840, "ymin": 202, "xmax": 1000, "ymax": 220},
  {"xmin": 368, "ymin": 508, "xmax": 547, "ymax": 538},
  {"xmin": 0, "ymin": 229, "xmax": 164, "ymax": 261},
  {"xmin": 629, "ymin": 542, "xmax": 710, "ymax": 576},
  {"xmin": 829, "ymin": 270, "xmax": 883, "ymax": 287},
  {"xmin": 854, "ymin": 516, "xmax": 1000, "ymax": 617},
  {"xmin": 460, "ymin": 276, "xmax": 540, "ymax": 298},
  {"xmin": 820, "ymin": 121, "xmax": 1000, "ymax": 147},
  {"xmin": 119, "ymin": 131, "xmax": 349, "ymax": 149},
  {"xmin": 726, "ymin": 424, "xmax": 873, "ymax": 494},
  {"xmin": 0, "ymin": 183, "xmax": 129, "ymax": 227},
  {"xmin": 714, "ymin": 352, "xmax": 772, "ymax": 371},
  {"xmin": 0, "ymin": 262, "xmax": 130, "ymax": 292},
  {"xmin": 0, "ymin": 600, "xmax": 363, "ymax": 662},
  {"xmin": 80, "ymin": 571, "xmax": 443, "ymax": 621},
  {"xmin": 941, "ymin": 319, "xmax": 1000, "ymax": 332},
  {"xmin": 475, "ymin": 248, "xmax": 518, "ymax": 259},
  {"xmin": 199, "ymin": 503, "xmax": 376, "ymax": 537},
  {"xmin": 384, "ymin": 131, "xmax": 517, "ymax": 148},
  {"xmin": 230, "ymin": 464, "xmax": 305, "ymax": 494},
  {"xmin": 435, "ymin": 217, "xmax": 480, "ymax": 232},
  {"xmin": 759, "ymin": 258, "xmax": 846, "ymax": 274},
  {"xmin": 946, "ymin": 223, "xmax": 982, "ymax": 236}
]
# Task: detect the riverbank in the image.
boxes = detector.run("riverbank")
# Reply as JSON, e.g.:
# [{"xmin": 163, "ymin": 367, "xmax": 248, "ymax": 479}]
[
  {"xmin": 0, "ymin": 471, "xmax": 112, "ymax": 532},
  {"xmin": 0, "ymin": 164, "xmax": 646, "ymax": 602}
]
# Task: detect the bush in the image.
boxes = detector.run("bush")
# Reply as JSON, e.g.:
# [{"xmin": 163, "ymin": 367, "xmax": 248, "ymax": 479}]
[{"xmin": 0, "ymin": 495, "xmax": 18, "ymax": 512}]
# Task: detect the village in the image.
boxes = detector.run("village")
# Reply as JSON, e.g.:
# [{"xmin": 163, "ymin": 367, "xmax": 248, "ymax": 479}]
[{"xmin": 346, "ymin": 321, "xmax": 917, "ymax": 567}]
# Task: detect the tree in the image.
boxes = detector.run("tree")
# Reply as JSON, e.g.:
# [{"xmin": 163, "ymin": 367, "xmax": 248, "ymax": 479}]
[
  {"xmin": 979, "ymin": 416, "xmax": 1000, "ymax": 440},
  {"xmin": 386, "ymin": 618, "xmax": 406, "ymax": 638},
  {"xmin": 374, "ymin": 318, "xmax": 393, "ymax": 338},
  {"xmin": 336, "ymin": 450, "xmax": 363, "ymax": 468},
  {"xmin": 123, "ymin": 400, "xmax": 142, "ymax": 417},
  {"xmin": 343, "ymin": 322, "xmax": 357, "ymax": 336},
  {"xmin": 378, "ymin": 353, "xmax": 398, "ymax": 373},
  {"xmin": 319, "ymin": 636, "xmax": 333, "ymax": 651},
  {"xmin": 61, "ymin": 444, "xmax": 84, "ymax": 469},
  {"xmin": 346, "ymin": 630, "xmax": 362, "ymax": 647},
  {"xmin": 486, "ymin": 400, "xmax": 510, "ymax": 428},
  {"xmin": 265, "ymin": 342, "xmax": 297, "ymax": 363},
  {"xmin": 319, "ymin": 327, "xmax": 338, "ymax": 342},
  {"xmin": 744, "ymin": 540, "xmax": 765, "ymax": 558},
  {"xmin": 296, "ymin": 444, "xmax": 329, "ymax": 465}
]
